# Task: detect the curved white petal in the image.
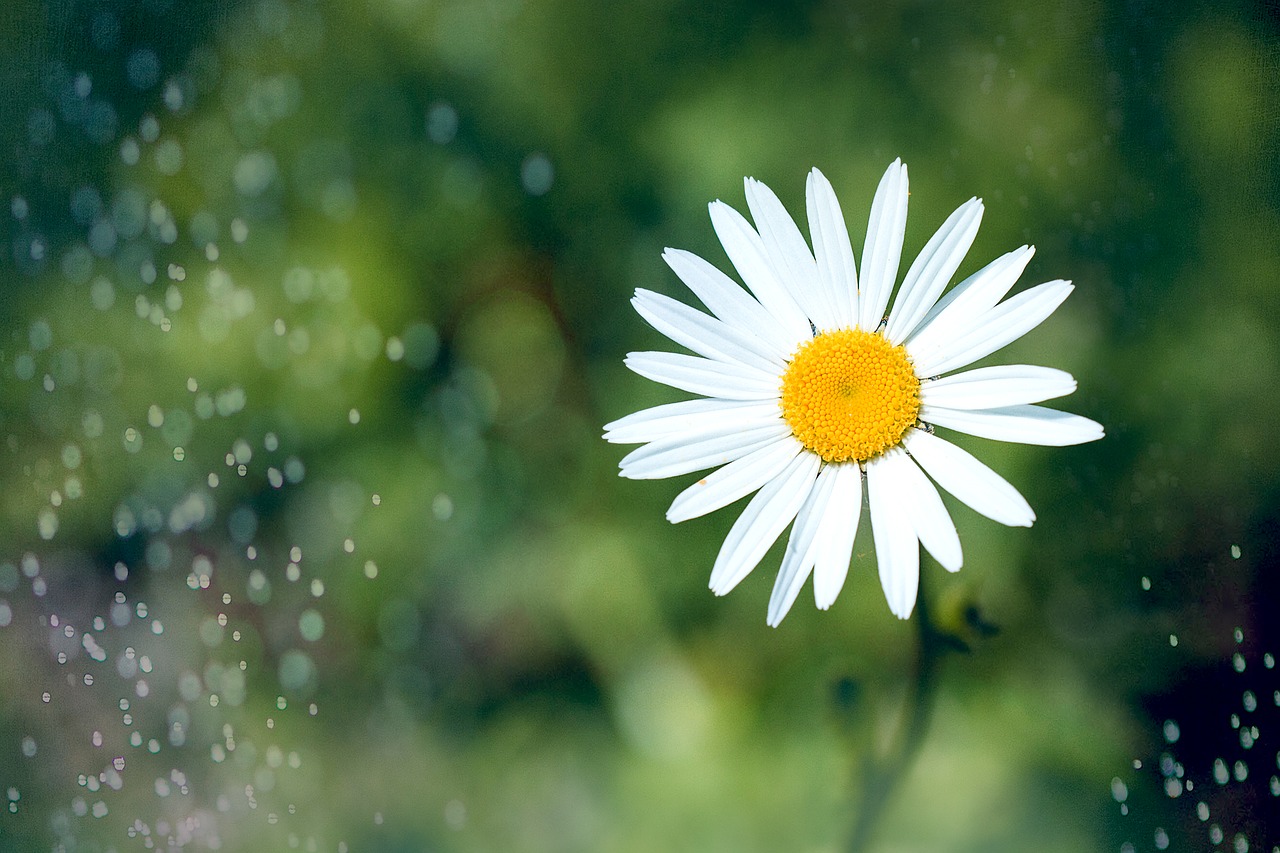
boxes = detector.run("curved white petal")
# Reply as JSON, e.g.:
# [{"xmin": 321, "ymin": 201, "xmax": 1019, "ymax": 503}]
[
  {"xmin": 708, "ymin": 201, "xmax": 812, "ymax": 340},
  {"xmin": 920, "ymin": 365, "xmax": 1077, "ymax": 410},
  {"xmin": 903, "ymin": 429, "xmax": 1035, "ymax": 527},
  {"xmin": 661, "ymin": 248, "xmax": 795, "ymax": 360},
  {"xmin": 906, "ymin": 245, "xmax": 1035, "ymax": 353},
  {"xmin": 806, "ymin": 168, "xmax": 858, "ymax": 330},
  {"xmin": 632, "ymin": 289, "xmax": 784, "ymax": 374},
  {"xmin": 604, "ymin": 399, "xmax": 782, "ymax": 444},
  {"xmin": 812, "ymin": 461, "xmax": 862, "ymax": 610},
  {"xmin": 857, "ymin": 160, "xmax": 909, "ymax": 331},
  {"xmin": 625, "ymin": 351, "xmax": 781, "ymax": 400},
  {"xmin": 909, "ymin": 279, "xmax": 1074, "ymax": 378},
  {"xmin": 886, "ymin": 198, "xmax": 984, "ymax": 344},
  {"xmin": 866, "ymin": 452, "xmax": 919, "ymax": 619},
  {"xmin": 666, "ymin": 438, "xmax": 802, "ymax": 523},
  {"xmin": 710, "ymin": 451, "xmax": 821, "ymax": 596},
  {"xmin": 922, "ymin": 404, "xmax": 1105, "ymax": 446},
  {"xmin": 620, "ymin": 422, "xmax": 792, "ymax": 480},
  {"xmin": 885, "ymin": 450, "xmax": 963, "ymax": 572},
  {"xmin": 744, "ymin": 177, "xmax": 830, "ymax": 329},
  {"xmin": 766, "ymin": 463, "xmax": 841, "ymax": 626}
]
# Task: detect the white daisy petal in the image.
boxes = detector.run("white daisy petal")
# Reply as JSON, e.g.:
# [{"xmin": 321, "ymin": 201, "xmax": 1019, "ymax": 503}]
[
  {"xmin": 662, "ymin": 248, "xmax": 795, "ymax": 360},
  {"xmin": 624, "ymin": 351, "xmax": 780, "ymax": 400},
  {"xmin": 806, "ymin": 168, "xmax": 858, "ymax": 329},
  {"xmin": 909, "ymin": 279, "xmax": 1075, "ymax": 378},
  {"xmin": 743, "ymin": 177, "xmax": 830, "ymax": 329},
  {"xmin": 866, "ymin": 453, "xmax": 919, "ymax": 619},
  {"xmin": 604, "ymin": 399, "xmax": 782, "ymax": 444},
  {"xmin": 857, "ymin": 160, "xmax": 909, "ymax": 331},
  {"xmin": 666, "ymin": 438, "xmax": 802, "ymax": 523},
  {"xmin": 882, "ymin": 448, "xmax": 962, "ymax": 572},
  {"xmin": 632, "ymin": 288, "xmax": 784, "ymax": 373},
  {"xmin": 905, "ymin": 244, "xmax": 1035, "ymax": 352},
  {"xmin": 709, "ymin": 450, "xmax": 821, "ymax": 596},
  {"xmin": 886, "ymin": 197, "xmax": 984, "ymax": 344},
  {"xmin": 812, "ymin": 462, "xmax": 862, "ymax": 610},
  {"xmin": 922, "ymin": 404, "xmax": 1106, "ymax": 446},
  {"xmin": 920, "ymin": 365, "xmax": 1077, "ymax": 410},
  {"xmin": 620, "ymin": 422, "xmax": 792, "ymax": 480},
  {"xmin": 903, "ymin": 429, "xmax": 1035, "ymax": 527},
  {"xmin": 766, "ymin": 463, "xmax": 841, "ymax": 626},
  {"xmin": 708, "ymin": 201, "xmax": 812, "ymax": 339}
]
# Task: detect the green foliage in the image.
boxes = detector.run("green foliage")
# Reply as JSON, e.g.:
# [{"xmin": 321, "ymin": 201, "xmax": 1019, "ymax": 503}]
[{"xmin": 1, "ymin": 0, "xmax": 1278, "ymax": 850}]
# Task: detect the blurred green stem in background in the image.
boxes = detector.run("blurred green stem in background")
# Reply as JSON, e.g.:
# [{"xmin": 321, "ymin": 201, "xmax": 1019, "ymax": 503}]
[{"xmin": 848, "ymin": 570, "xmax": 961, "ymax": 853}]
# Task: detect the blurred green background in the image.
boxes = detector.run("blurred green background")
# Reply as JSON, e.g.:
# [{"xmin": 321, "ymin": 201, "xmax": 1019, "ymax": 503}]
[{"xmin": 1, "ymin": 0, "xmax": 1278, "ymax": 850}]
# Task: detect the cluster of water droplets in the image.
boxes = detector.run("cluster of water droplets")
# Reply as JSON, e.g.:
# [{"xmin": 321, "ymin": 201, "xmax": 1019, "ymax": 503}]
[
  {"xmin": 0, "ymin": 1, "xmax": 489, "ymax": 848},
  {"xmin": 1113, "ymin": 613, "xmax": 1279, "ymax": 853}
]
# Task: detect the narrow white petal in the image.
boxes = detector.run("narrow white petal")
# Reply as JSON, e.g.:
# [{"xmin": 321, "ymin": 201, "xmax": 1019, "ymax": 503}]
[
  {"xmin": 883, "ymin": 449, "xmax": 963, "ymax": 572},
  {"xmin": 812, "ymin": 462, "xmax": 862, "ymax": 610},
  {"xmin": 632, "ymin": 289, "xmax": 784, "ymax": 374},
  {"xmin": 906, "ymin": 245, "xmax": 1035, "ymax": 353},
  {"xmin": 903, "ymin": 429, "xmax": 1035, "ymax": 527},
  {"xmin": 604, "ymin": 399, "xmax": 782, "ymax": 444},
  {"xmin": 709, "ymin": 451, "xmax": 821, "ymax": 596},
  {"xmin": 744, "ymin": 177, "xmax": 829, "ymax": 330},
  {"xmin": 667, "ymin": 438, "xmax": 803, "ymax": 523},
  {"xmin": 708, "ymin": 201, "xmax": 812, "ymax": 339},
  {"xmin": 922, "ymin": 404, "xmax": 1106, "ymax": 446},
  {"xmin": 806, "ymin": 168, "xmax": 858, "ymax": 329},
  {"xmin": 620, "ymin": 423, "xmax": 791, "ymax": 480},
  {"xmin": 766, "ymin": 463, "xmax": 841, "ymax": 626},
  {"xmin": 920, "ymin": 365, "xmax": 1077, "ymax": 410},
  {"xmin": 625, "ymin": 351, "xmax": 780, "ymax": 400},
  {"xmin": 662, "ymin": 248, "xmax": 795, "ymax": 360},
  {"xmin": 866, "ymin": 453, "xmax": 919, "ymax": 619},
  {"xmin": 886, "ymin": 198, "xmax": 984, "ymax": 344},
  {"xmin": 909, "ymin": 279, "xmax": 1074, "ymax": 378},
  {"xmin": 857, "ymin": 160, "xmax": 909, "ymax": 331}
]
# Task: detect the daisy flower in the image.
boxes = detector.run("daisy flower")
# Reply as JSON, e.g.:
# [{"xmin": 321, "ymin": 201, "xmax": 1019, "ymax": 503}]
[{"xmin": 605, "ymin": 160, "xmax": 1103, "ymax": 625}]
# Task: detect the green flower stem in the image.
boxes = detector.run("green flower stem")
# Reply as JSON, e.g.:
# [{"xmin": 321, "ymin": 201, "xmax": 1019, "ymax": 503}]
[{"xmin": 846, "ymin": 572, "xmax": 955, "ymax": 852}]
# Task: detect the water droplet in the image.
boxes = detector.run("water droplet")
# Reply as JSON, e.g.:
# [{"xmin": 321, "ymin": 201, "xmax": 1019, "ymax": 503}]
[
  {"xmin": 426, "ymin": 101, "xmax": 457, "ymax": 144},
  {"xmin": 520, "ymin": 152, "xmax": 554, "ymax": 196},
  {"xmin": 298, "ymin": 610, "xmax": 324, "ymax": 642}
]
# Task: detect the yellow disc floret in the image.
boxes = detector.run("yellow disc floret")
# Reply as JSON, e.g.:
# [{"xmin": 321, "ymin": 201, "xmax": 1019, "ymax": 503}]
[{"xmin": 780, "ymin": 328, "xmax": 921, "ymax": 463}]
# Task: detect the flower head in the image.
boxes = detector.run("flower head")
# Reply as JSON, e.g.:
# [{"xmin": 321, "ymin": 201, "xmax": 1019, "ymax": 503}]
[{"xmin": 606, "ymin": 161, "xmax": 1103, "ymax": 624}]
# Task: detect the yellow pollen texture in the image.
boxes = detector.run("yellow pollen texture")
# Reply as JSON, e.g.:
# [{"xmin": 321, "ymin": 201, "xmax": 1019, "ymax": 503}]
[{"xmin": 780, "ymin": 328, "xmax": 921, "ymax": 463}]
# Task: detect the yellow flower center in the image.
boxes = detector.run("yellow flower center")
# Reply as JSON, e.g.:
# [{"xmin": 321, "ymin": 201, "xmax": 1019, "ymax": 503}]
[{"xmin": 780, "ymin": 328, "xmax": 921, "ymax": 463}]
